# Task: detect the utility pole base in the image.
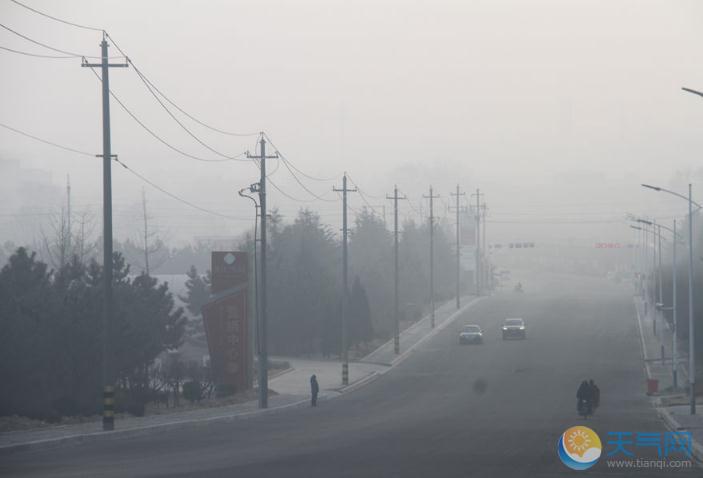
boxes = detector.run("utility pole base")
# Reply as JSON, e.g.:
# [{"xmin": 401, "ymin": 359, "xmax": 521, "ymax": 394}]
[{"xmin": 102, "ymin": 385, "xmax": 115, "ymax": 431}]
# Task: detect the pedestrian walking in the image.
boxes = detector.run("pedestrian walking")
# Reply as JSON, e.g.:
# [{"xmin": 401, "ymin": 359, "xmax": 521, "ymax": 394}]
[{"xmin": 310, "ymin": 374, "xmax": 319, "ymax": 407}]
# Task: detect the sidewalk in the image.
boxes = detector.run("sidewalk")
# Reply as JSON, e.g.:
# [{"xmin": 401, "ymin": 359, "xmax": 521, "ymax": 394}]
[
  {"xmin": 634, "ymin": 296, "xmax": 703, "ymax": 461},
  {"xmin": 0, "ymin": 295, "xmax": 482, "ymax": 454}
]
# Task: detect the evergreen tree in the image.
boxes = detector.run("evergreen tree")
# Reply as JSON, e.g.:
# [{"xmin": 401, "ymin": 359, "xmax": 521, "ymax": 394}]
[
  {"xmin": 179, "ymin": 265, "xmax": 211, "ymax": 318},
  {"xmin": 349, "ymin": 276, "xmax": 373, "ymax": 347}
]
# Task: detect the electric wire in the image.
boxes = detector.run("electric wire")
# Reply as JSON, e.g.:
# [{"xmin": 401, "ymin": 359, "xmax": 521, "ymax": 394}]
[
  {"xmin": 0, "ymin": 44, "xmax": 74, "ymax": 58},
  {"xmin": 0, "ymin": 120, "xmax": 244, "ymax": 220},
  {"xmin": 86, "ymin": 66, "xmax": 249, "ymax": 163},
  {"xmin": 260, "ymin": 133, "xmax": 338, "ymax": 202},
  {"xmin": 0, "ymin": 122, "xmax": 94, "ymax": 156},
  {"xmin": 131, "ymin": 63, "xmax": 251, "ymax": 161},
  {"xmin": 345, "ymin": 173, "xmax": 381, "ymax": 216},
  {"xmin": 101, "ymin": 32, "xmax": 257, "ymax": 138},
  {"xmin": 10, "ymin": 0, "xmax": 104, "ymax": 32},
  {"xmin": 262, "ymin": 132, "xmax": 338, "ymax": 181},
  {"xmin": 112, "ymin": 157, "xmax": 241, "ymax": 220},
  {"xmin": 0, "ymin": 22, "xmax": 111, "ymax": 59}
]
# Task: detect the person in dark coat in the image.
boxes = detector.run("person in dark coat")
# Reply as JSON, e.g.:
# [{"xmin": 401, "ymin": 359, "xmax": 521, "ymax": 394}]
[
  {"xmin": 576, "ymin": 380, "xmax": 590, "ymax": 402},
  {"xmin": 310, "ymin": 374, "xmax": 319, "ymax": 407},
  {"xmin": 589, "ymin": 379, "xmax": 600, "ymax": 409}
]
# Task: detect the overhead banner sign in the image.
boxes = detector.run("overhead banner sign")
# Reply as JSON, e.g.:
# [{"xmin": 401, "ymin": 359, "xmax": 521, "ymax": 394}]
[{"xmin": 202, "ymin": 251, "xmax": 249, "ymax": 393}]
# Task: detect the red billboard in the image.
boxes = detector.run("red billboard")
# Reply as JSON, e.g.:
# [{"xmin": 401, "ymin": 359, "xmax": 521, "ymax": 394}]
[
  {"xmin": 202, "ymin": 251, "xmax": 249, "ymax": 392},
  {"xmin": 211, "ymin": 251, "xmax": 248, "ymax": 294}
]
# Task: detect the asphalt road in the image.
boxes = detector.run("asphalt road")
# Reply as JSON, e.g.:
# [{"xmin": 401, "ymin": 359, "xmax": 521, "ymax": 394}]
[{"xmin": 1, "ymin": 272, "xmax": 698, "ymax": 477}]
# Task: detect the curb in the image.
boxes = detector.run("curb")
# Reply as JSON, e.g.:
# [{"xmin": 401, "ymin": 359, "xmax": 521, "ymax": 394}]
[
  {"xmin": 359, "ymin": 295, "xmax": 475, "ymax": 364},
  {"xmin": 0, "ymin": 396, "xmax": 310, "ymax": 456},
  {"xmin": 1, "ymin": 296, "xmax": 485, "ymax": 456},
  {"xmin": 390, "ymin": 297, "xmax": 483, "ymax": 368},
  {"xmin": 634, "ymin": 298, "xmax": 703, "ymax": 464},
  {"xmin": 336, "ymin": 371, "xmax": 382, "ymax": 394},
  {"xmin": 656, "ymin": 405, "xmax": 703, "ymax": 464}
]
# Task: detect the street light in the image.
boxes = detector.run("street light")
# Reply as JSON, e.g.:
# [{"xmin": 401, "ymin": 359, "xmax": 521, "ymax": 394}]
[
  {"xmin": 631, "ymin": 218, "xmax": 658, "ymax": 309},
  {"xmin": 648, "ymin": 220, "xmax": 685, "ymax": 390},
  {"xmin": 642, "ymin": 183, "xmax": 697, "ymax": 414},
  {"xmin": 682, "ymin": 86, "xmax": 703, "ymax": 99},
  {"xmin": 630, "ymin": 225, "xmax": 644, "ymax": 295}
]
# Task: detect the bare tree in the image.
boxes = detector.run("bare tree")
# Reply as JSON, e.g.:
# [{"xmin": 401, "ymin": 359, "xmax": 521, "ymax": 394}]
[{"xmin": 134, "ymin": 189, "xmax": 168, "ymax": 275}]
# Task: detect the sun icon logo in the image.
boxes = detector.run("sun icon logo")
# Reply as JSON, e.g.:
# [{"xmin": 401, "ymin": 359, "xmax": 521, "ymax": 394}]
[
  {"xmin": 557, "ymin": 426, "xmax": 602, "ymax": 471},
  {"xmin": 566, "ymin": 428, "xmax": 591, "ymax": 456}
]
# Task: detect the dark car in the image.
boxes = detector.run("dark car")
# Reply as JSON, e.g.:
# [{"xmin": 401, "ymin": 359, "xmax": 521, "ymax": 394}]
[
  {"xmin": 502, "ymin": 318, "xmax": 526, "ymax": 340},
  {"xmin": 459, "ymin": 324, "xmax": 484, "ymax": 344}
]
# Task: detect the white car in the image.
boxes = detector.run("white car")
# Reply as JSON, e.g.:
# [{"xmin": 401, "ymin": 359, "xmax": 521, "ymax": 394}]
[{"xmin": 459, "ymin": 324, "xmax": 484, "ymax": 344}]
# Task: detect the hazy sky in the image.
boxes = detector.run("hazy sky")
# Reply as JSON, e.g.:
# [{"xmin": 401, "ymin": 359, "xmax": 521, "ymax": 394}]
[{"xmin": 2, "ymin": 0, "xmax": 703, "ymax": 247}]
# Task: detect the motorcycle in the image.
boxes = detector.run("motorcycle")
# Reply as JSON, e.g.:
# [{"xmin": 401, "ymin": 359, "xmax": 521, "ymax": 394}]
[{"xmin": 577, "ymin": 398, "xmax": 593, "ymax": 419}]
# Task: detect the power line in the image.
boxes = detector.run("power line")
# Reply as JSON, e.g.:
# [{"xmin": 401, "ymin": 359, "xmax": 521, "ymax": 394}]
[
  {"xmin": 0, "ymin": 22, "xmax": 109, "ymax": 59},
  {"xmin": 121, "ymin": 53, "xmax": 259, "ymax": 137},
  {"xmin": 112, "ymin": 158, "xmax": 239, "ymax": 220},
  {"xmin": 0, "ymin": 120, "xmax": 243, "ymax": 220},
  {"xmin": 85, "ymin": 66, "xmax": 250, "ymax": 163},
  {"xmin": 10, "ymin": 0, "xmax": 104, "ymax": 32},
  {"xmin": 279, "ymin": 156, "xmax": 338, "ymax": 202},
  {"xmin": 261, "ymin": 133, "xmax": 338, "ymax": 202},
  {"xmin": 131, "ymin": 63, "xmax": 250, "ymax": 161},
  {"xmin": 0, "ymin": 121, "xmax": 94, "ymax": 156},
  {"xmin": 0, "ymin": 44, "xmax": 74, "ymax": 58},
  {"xmin": 262, "ymin": 132, "xmax": 338, "ymax": 181},
  {"xmin": 345, "ymin": 173, "xmax": 381, "ymax": 215}
]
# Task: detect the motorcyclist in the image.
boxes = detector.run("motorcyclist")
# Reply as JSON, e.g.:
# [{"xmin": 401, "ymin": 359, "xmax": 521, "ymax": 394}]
[
  {"xmin": 588, "ymin": 379, "xmax": 600, "ymax": 410},
  {"xmin": 514, "ymin": 282, "xmax": 523, "ymax": 292},
  {"xmin": 576, "ymin": 380, "xmax": 593, "ymax": 417}
]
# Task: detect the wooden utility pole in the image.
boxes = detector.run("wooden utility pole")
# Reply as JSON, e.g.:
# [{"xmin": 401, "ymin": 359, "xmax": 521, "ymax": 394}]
[
  {"xmin": 333, "ymin": 173, "xmax": 357, "ymax": 384},
  {"xmin": 450, "ymin": 185, "xmax": 466, "ymax": 309},
  {"xmin": 386, "ymin": 186, "xmax": 406, "ymax": 354},
  {"xmin": 424, "ymin": 187, "xmax": 440, "ymax": 328},
  {"xmin": 247, "ymin": 135, "xmax": 278, "ymax": 408},
  {"xmin": 81, "ymin": 34, "xmax": 128, "ymax": 431}
]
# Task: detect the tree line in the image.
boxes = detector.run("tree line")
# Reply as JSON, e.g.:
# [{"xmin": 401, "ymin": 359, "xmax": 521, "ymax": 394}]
[
  {"xmin": 0, "ymin": 206, "xmax": 458, "ymax": 419},
  {"xmin": 182, "ymin": 207, "xmax": 458, "ymax": 357},
  {"xmin": 0, "ymin": 248, "xmax": 185, "ymax": 420}
]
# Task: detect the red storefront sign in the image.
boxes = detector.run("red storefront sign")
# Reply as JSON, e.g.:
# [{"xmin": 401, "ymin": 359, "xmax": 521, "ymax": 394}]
[{"xmin": 202, "ymin": 251, "xmax": 249, "ymax": 392}]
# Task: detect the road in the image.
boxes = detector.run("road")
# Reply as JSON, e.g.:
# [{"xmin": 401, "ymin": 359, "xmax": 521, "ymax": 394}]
[{"xmin": 1, "ymin": 272, "xmax": 697, "ymax": 477}]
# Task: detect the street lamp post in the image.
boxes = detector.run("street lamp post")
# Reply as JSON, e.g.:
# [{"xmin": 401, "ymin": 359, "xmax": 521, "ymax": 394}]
[
  {"xmin": 642, "ymin": 183, "xmax": 699, "ymax": 414},
  {"xmin": 673, "ymin": 219, "xmax": 679, "ymax": 389},
  {"xmin": 643, "ymin": 220, "xmax": 683, "ymax": 389}
]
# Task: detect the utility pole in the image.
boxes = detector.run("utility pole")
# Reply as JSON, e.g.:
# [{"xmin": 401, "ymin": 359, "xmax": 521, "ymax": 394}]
[
  {"xmin": 141, "ymin": 189, "xmax": 150, "ymax": 275},
  {"xmin": 66, "ymin": 174, "xmax": 71, "ymax": 256},
  {"xmin": 673, "ymin": 219, "xmax": 678, "ymax": 389},
  {"xmin": 481, "ymin": 202, "xmax": 487, "ymax": 290},
  {"xmin": 450, "ymin": 185, "xmax": 466, "ymax": 309},
  {"xmin": 657, "ymin": 223, "xmax": 663, "ymax": 303},
  {"xmin": 688, "ymin": 183, "xmax": 696, "ymax": 415},
  {"xmin": 386, "ymin": 186, "xmax": 406, "ymax": 354},
  {"xmin": 333, "ymin": 173, "xmax": 357, "ymax": 384},
  {"xmin": 471, "ymin": 189, "xmax": 484, "ymax": 296},
  {"xmin": 247, "ymin": 134, "xmax": 278, "ymax": 408},
  {"xmin": 424, "ymin": 187, "xmax": 440, "ymax": 328},
  {"xmin": 82, "ymin": 34, "xmax": 128, "ymax": 432}
]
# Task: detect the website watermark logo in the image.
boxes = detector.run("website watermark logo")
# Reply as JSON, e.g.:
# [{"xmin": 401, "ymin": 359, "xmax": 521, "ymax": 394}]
[
  {"xmin": 557, "ymin": 428, "xmax": 694, "ymax": 471},
  {"xmin": 557, "ymin": 426, "xmax": 602, "ymax": 470}
]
